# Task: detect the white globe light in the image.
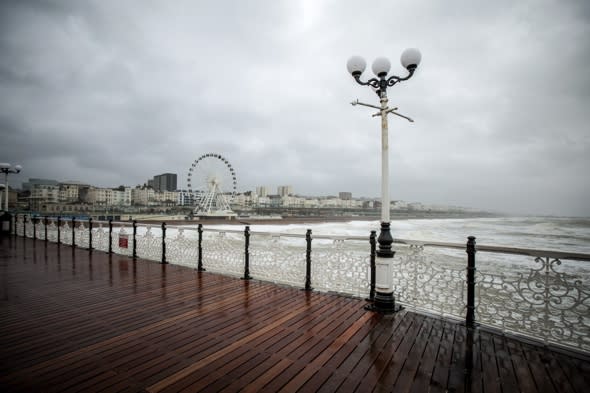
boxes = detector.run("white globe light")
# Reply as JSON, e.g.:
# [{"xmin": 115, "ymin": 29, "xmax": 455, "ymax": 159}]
[
  {"xmin": 372, "ymin": 57, "xmax": 391, "ymax": 77},
  {"xmin": 346, "ymin": 56, "xmax": 366, "ymax": 76},
  {"xmin": 0, "ymin": 163, "xmax": 11, "ymax": 170},
  {"xmin": 400, "ymin": 48, "xmax": 422, "ymax": 70},
  {"xmin": 14, "ymin": 165, "xmax": 22, "ymax": 172}
]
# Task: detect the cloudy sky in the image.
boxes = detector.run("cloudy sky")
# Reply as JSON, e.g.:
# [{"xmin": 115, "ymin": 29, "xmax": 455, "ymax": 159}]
[{"xmin": 1, "ymin": 0, "xmax": 589, "ymax": 216}]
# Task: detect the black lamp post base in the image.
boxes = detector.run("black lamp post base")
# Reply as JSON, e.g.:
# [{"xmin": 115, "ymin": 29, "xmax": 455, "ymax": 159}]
[
  {"xmin": 377, "ymin": 221, "xmax": 394, "ymax": 258},
  {"xmin": 364, "ymin": 291, "xmax": 404, "ymax": 314}
]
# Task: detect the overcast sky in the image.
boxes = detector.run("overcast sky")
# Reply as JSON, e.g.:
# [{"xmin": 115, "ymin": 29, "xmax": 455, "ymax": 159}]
[{"xmin": 1, "ymin": 0, "xmax": 589, "ymax": 216}]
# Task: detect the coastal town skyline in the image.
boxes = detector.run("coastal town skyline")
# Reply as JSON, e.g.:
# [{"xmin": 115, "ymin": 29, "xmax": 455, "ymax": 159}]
[
  {"xmin": 1, "ymin": 1, "xmax": 589, "ymax": 217},
  {"xmin": 12, "ymin": 174, "xmax": 488, "ymax": 214}
]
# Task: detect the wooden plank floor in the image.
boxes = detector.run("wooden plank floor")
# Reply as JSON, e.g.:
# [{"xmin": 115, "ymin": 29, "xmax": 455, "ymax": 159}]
[{"xmin": 1, "ymin": 236, "xmax": 589, "ymax": 392}]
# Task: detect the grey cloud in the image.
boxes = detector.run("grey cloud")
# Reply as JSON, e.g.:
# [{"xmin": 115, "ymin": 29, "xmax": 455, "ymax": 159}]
[{"xmin": 0, "ymin": 0, "xmax": 589, "ymax": 216}]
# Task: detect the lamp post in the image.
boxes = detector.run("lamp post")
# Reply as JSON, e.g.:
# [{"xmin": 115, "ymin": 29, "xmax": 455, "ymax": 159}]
[
  {"xmin": 347, "ymin": 48, "xmax": 421, "ymax": 313},
  {"xmin": 0, "ymin": 163, "xmax": 22, "ymax": 212}
]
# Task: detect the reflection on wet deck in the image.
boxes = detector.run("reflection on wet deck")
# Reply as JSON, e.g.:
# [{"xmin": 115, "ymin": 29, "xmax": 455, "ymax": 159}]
[{"xmin": 1, "ymin": 236, "xmax": 589, "ymax": 392}]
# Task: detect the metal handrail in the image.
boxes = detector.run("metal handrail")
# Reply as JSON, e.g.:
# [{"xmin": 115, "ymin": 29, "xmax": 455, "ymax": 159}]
[{"xmin": 392, "ymin": 237, "xmax": 590, "ymax": 261}]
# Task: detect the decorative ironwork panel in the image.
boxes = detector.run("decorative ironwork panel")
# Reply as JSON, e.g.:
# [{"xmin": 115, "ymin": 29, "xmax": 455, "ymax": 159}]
[
  {"xmin": 92, "ymin": 222, "xmax": 110, "ymax": 252},
  {"xmin": 136, "ymin": 225, "xmax": 163, "ymax": 262},
  {"xmin": 15, "ymin": 216, "xmax": 24, "ymax": 237},
  {"xmin": 311, "ymin": 238, "xmax": 370, "ymax": 298},
  {"xmin": 25, "ymin": 221, "xmax": 34, "ymax": 238},
  {"xmin": 46, "ymin": 220, "xmax": 58, "ymax": 243},
  {"xmin": 166, "ymin": 228, "xmax": 199, "ymax": 269},
  {"xmin": 476, "ymin": 256, "xmax": 590, "ymax": 352},
  {"xmin": 249, "ymin": 233, "xmax": 306, "ymax": 287},
  {"xmin": 37, "ymin": 221, "xmax": 46, "ymax": 240},
  {"xmin": 391, "ymin": 244, "xmax": 466, "ymax": 319},
  {"xmin": 75, "ymin": 221, "xmax": 89, "ymax": 248},
  {"xmin": 201, "ymin": 230, "xmax": 244, "ymax": 277},
  {"xmin": 61, "ymin": 222, "xmax": 73, "ymax": 245}
]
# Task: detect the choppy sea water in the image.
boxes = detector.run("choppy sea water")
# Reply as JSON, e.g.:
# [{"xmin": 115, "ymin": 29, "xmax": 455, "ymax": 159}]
[{"xmin": 208, "ymin": 216, "xmax": 590, "ymax": 254}]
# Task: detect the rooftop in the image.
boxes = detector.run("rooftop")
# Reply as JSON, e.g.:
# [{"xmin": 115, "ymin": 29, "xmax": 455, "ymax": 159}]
[{"xmin": 1, "ymin": 236, "xmax": 589, "ymax": 392}]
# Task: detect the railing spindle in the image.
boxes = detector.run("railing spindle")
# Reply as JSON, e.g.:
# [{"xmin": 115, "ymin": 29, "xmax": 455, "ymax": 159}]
[
  {"xmin": 44, "ymin": 216, "xmax": 48, "ymax": 243},
  {"xmin": 466, "ymin": 236, "xmax": 476, "ymax": 328},
  {"xmin": 197, "ymin": 224, "xmax": 205, "ymax": 271},
  {"xmin": 243, "ymin": 226, "xmax": 252, "ymax": 280},
  {"xmin": 304, "ymin": 229, "xmax": 313, "ymax": 291},
  {"xmin": 367, "ymin": 230, "xmax": 377, "ymax": 302},
  {"xmin": 132, "ymin": 220, "xmax": 137, "ymax": 259},
  {"xmin": 161, "ymin": 222, "xmax": 167, "ymax": 264},
  {"xmin": 88, "ymin": 218, "xmax": 93, "ymax": 251},
  {"xmin": 108, "ymin": 219, "xmax": 113, "ymax": 254},
  {"xmin": 71, "ymin": 217, "xmax": 76, "ymax": 248},
  {"xmin": 57, "ymin": 216, "xmax": 61, "ymax": 245}
]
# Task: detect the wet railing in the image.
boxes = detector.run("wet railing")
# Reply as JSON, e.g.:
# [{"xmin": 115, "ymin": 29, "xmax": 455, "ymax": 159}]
[{"xmin": 10, "ymin": 214, "xmax": 590, "ymax": 354}]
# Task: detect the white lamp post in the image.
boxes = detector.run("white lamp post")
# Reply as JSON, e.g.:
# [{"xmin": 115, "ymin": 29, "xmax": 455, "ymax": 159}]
[
  {"xmin": 346, "ymin": 48, "xmax": 421, "ymax": 313},
  {"xmin": 0, "ymin": 163, "xmax": 22, "ymax": 212}
]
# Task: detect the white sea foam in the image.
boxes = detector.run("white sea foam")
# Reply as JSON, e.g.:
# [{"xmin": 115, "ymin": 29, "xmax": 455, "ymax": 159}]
[{"xmin": 196, "ymin": 216, "xmax": 590, "ymax": 253}]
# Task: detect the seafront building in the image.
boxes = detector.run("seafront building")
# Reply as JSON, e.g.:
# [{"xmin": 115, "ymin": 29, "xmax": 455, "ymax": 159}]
[
  {"xmin": 150, "ymin": 173, "xmax": 177, "ymax": 192},
  {"xmin": 255, "ymin": 186, "xmax": 268, "ymax": 197},
  {"xmin": 12, "ymin": 177, "xmax": 478, "ymax": 217},
  {"xmin": 277, "ymin": 185, "xmax": 293, "ymax": 196}
]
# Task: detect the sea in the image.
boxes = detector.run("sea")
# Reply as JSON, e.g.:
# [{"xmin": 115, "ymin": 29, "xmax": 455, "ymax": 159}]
[{"xmin": 206, "ymin": 216, "xmax": 590, "ymax": 254}]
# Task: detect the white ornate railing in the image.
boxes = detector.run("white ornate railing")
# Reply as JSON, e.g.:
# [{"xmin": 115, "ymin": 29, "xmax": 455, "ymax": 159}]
[
  {"xmin": 165, "ymin": 226, "xmax": 200, "ymax": 268},
  {"xmin": 392, "ymin": 242, "xmax": 467, "ymax": 318},
  {"xmin": 249, "ymin": 231, "xmax": 308, "ymax": 288},
  {"xmin": 10, "ymin": 214, "xmax": 590, "ymax": 354},
  {"xmin": 310, "ymin": 235, "xmax": 371, "ymax": 298},
  {"xmin": 474, "ymin": 247, "xmax": 590, "ymax": 352}
]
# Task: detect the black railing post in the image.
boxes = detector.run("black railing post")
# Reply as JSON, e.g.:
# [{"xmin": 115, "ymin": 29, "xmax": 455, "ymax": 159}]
[
  {"xmin": 9, "ymin": 213, "xmax": 14, "ymax": 236},
  {"xmin": 161, "ymin": 222, "xmax": 167, "ymax": 264},
  {"xmin": 242, "ymin": 226, "xmax": 252, "ymax": 280},
  {"xmin": 23, "ymin": 215, "xmax": 28, "ymax": 237},
  {"xmin": 132, "ymin": 220, "xmax": 137, "ymax": 259},
  {"xmin": 366, "ymin": 230, "xmax": 377, "ymax": 302},
  {"xmin": 44, "ymin": 216, "xmax": 48, "ymax": 243},
  {"xmin": 304, "ymin": 229, "xmax": 313, "ymax": 291},
  {"xmin": 71, "ymin": 217, "xmax": 76, "ymax": 248},
  {"xmin": 33, "ymin": 216, "xmax": 37, "ymax": 240},
  {"xmin": 197, "ymin": 224, "xmax": 205, "ymax": 271},
  {"xmin": 466, "ymin": 236, "xmax": 477, "ymax": 328},
  {"xmin": 88, "ymin": 218, "xmax": 93, "ymax": 251},
  {"xmin": 108, "ymin": 219, "xmax": 113, "ymax": 254},
  {"xmin": 57, "ymin": 216, "xmax": 61, "ymax": 245}
]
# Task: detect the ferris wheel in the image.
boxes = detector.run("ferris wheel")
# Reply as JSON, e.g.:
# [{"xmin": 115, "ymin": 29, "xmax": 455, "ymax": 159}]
[{"xmin": 187, "ymin": 153, "xmax": 237, "ymax": 216}]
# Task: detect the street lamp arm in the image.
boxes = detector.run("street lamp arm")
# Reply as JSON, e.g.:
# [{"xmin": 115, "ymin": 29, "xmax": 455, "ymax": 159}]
[
  {"xmin": 351, "ymin": 99, "xmax": 382, "ymax": 110},
  {"xmin": 352, "ymin": 75, "xmax": 381, "ymax": 89},
  {"xmin": 353, "ymin": 68, "xmax": 416, "ymax": 96},
  {"xmin": 389, "ymin": 110, "xmax": 414, "ymax": 122},
  {"xmin": 385, "ymin": 68, "xmax": 416, "ymax": 87}
]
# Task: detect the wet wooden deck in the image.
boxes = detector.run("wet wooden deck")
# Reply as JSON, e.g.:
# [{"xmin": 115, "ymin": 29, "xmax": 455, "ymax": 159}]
[{"xmin": 1, "ymin": 235, "xmax": 589, "ymax": 392}]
